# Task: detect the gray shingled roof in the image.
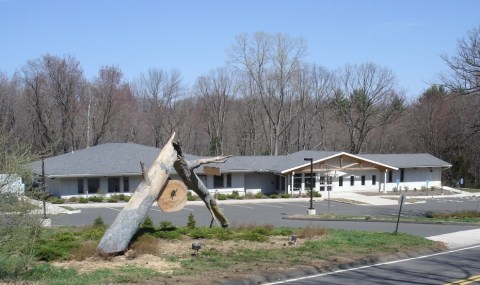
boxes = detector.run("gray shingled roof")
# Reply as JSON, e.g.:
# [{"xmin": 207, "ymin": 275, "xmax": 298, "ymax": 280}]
[
  {"xmin": 358, "ymin": 153, "xmax": 452, "ymax": 168},
  {"xmin": 30, "ymin": 143, "xmax": 200, "ymax": 177},
  {"xmin": 29, "ymin": 143, "xmax": 451, "ymax": 177}
]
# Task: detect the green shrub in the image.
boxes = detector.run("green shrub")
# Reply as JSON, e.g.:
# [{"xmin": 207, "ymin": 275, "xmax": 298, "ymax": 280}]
[
  {"xmin": 272, "ymin": 227, "xmax": 294, "ymax": 236},
  {"xmin": 34, "ymin": 231, "xmax": 81, "ymax": 261},
  {"xmin": 141, "ymin": 216, "xmax": 155, "ymax": 230},
  {"xmin": 217, "ymin": 193, "xmax": 227, "ymax": 200},
  {"xmin": 213, "ymin": 229, "xmax": 235, "ymax": 240},
  {"xmin": 159, "ymin": 220, "xmax": 176, "ymax": 230},
  {"xmin": 67, "ymin": 197, "xmax": 79, "ymax": 203},
  {"xmin": 238, "ymin": 231, "xmax": 268, "ymax": 242},
  {"xmin": 154, "ymin": 230, "xmax": 181, "ymax": 240},
  {"xmin": 280, "ymin": 193, "xmax": 291, "ymax": 198},
  {"xmin": 88, "ymin": 195, "xmax": 104, "ymax": 203},
  {"xmin": 269, "ymin": 194, "xmax": 279, "ymax": 199},
  {"xmin": 252, "ymin": 224, "xmax": 274, "ymax": 235},
  {"xmin": 187, "ymin": 212, "xmax": 196, "ymax": 229},
  {"xmin": 187, "ymin": 192, "xmax": 198, "ymax": 201},
  {"xmin": 227, "ymin": 191, "xmax": 243, "ymax": 200},
  {"xmin": 81, "ymin": 226, "xmax": 106, "ymax": 241},
  {"xmin": 93, "ymin": 215, "xmax": 105, "ymax": 227},
  {"xmin": 188, "ymin": 228, "xmax": 212, "ymax": 239},
  {"xmin": 120, "ymin": 194, "xmax": 130, "ymax": 202},
  {"xmin": 79, "ymin": 197, "xmax": 88, "ymax": 203},
  {"xmin": 255, "ymin": 192, "xmax": 265, "ymax": 199},
  {"xmin": 47, "ymin": 196, "xmax": 64, "ymax": 204},
  {"xmin": 107, "ymin": 196, "xmax": 118, "ymax": 203}
]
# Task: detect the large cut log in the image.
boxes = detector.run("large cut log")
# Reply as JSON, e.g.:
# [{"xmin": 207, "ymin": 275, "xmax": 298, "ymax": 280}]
[
  {"xmin": 96, "ymin": 133, "xmax": 177, "ymax": 255},
  {"xmin": 173, "ymin": 141, "xmax": 230, "ymax": 227}
]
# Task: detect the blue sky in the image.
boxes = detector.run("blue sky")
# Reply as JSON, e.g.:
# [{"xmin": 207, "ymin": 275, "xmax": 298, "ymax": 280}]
[{"xmin": 1, "ymin": 0, "xmax": 479, "ymax": 99}]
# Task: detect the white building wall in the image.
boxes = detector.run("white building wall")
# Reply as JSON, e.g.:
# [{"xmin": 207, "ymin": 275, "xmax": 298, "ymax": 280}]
[
  {"xmin": 48, "ymin": 175, "xmax": 145, "ymax": 198},
  {"xmin": 245, "ymin": 173, "xmax": 276, "ymax": 195},
  {"xmin": 384, "ymin": 168, "xmax": 443, "ymax": 191}
]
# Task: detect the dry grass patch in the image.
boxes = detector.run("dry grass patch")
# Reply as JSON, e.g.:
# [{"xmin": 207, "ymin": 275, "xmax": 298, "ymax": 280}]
[{"xmin": 296, "ymin": 225, "xmax": 328, "ymax": 239}]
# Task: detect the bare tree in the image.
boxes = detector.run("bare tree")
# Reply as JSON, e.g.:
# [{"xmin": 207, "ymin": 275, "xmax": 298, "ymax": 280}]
[
  {"xmin": 409, "ymin": 85, "xmax": 453, "ymax": 156},
  {"xmin": 441, "ymin": 26, "xmax": 480, "ymax": 135},
  {"xmin": 284, "ymin": 64, "xmax": 335, "ymax": 152},
  {"xmin": 193, "ymin": 67, "xmax": 237, "ymax": 155},
  {"xmin": 441, "ymin": 26, "xmax": 480, "ymax": 96},
  {"xmin": 233, "ymin": 77, "xmax": 262, "ymax": 155},
  {"xmin": 229, "ymin": 32, "xmax": 308, "ymax": 155},
  {"xmin": 87, "ymin": 65, "xmax": 125, "ymax": 146},
  {"xmin": 135, "ymin": 68, "xmax": 183, "ymax": 147},
  {"xmin": 20, "ymin": 54, "xmax": 85, "ymax": 154},
  {"xmin": 0, "ymin": 72, "xmax": 18, "ymax": 134},
  {"xmin": 330, "ymin": 63, "xmax": 405, "ymax": 154}
]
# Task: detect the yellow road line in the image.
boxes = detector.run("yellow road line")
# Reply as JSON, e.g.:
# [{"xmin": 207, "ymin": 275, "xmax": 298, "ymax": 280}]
[{"xmin": 445, "ymin": 274, "xmax": 480, "ymax": 285}]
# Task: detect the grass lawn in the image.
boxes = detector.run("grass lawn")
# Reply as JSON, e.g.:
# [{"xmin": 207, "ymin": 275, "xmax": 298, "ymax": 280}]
[{"xmin": 0, "ymin": 223, "xmax": 443, "ymax": 285}]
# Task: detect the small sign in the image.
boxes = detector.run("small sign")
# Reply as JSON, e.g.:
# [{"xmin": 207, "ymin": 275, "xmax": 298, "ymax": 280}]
[
  {"xmin": 157, "ymin": 180, "xmax": 188, "ymax": 212},
  {"xmin": 204, "ymin": 166, "xmax": 221, "ymax": 176}
]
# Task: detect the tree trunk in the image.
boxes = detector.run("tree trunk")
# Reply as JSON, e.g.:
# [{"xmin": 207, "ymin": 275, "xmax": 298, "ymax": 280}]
[
  {"xmin": 172, "ymin": 141, "xmax": 230, "ymax": 227},
  {"xmin": 96, "ymin": 133, "xmax": 177, "ymax": 255}
]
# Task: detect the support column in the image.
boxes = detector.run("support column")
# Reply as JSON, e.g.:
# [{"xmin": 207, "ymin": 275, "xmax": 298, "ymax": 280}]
[
  {"xmin": 383, "ymin": 170, "xmax": 387, "ymax": 192},
  {"xmin": 286, "ymin": 175, "xmax": 290, "ymax": 194},
  {"xmin": 301, "ymin": 173, "xmax": 305, "ymax": 195},
  {"xmin": 291, "ymin": 172, "xmax": 294, "ymax": 196}
]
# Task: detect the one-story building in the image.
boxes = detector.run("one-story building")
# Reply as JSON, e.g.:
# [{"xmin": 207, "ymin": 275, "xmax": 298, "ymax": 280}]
[{"xmin": 29, "ymin": 143, "xmax": 452, "ymax": 198}]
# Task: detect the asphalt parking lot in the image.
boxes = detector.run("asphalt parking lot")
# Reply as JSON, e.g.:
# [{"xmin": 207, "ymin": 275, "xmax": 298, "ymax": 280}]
[{"xmin": 51, "ymin": 197, "xmax": 480, "ymax": 237}]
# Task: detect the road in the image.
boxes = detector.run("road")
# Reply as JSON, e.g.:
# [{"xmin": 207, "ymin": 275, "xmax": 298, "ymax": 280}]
[
  {"xmin": 52, "ymin": 197, "xmax": 480, "ymax": 238},
  {"xmin": 263, "ymin": 245, "xmax": 480, "ymax": 285}
]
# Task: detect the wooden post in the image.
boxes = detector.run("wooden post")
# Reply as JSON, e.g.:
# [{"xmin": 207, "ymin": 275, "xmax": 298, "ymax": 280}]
[{"xmin": 96, "ymin": 133, "xmax": 177, "ymax": 255}]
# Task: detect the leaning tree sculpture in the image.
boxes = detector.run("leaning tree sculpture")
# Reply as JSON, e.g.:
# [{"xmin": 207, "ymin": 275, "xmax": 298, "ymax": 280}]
[{"xmin": 96, "ymin": 133, "xmax": 230, "ymax": 255}]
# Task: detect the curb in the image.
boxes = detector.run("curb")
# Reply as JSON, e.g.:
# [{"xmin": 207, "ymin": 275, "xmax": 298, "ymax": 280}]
[
  {"xmin": 219, "ymin": 247, "xmax": 444, "ymax": 285},
  {"xmin": 281, "ymin": 215, "xmax": 480, "ymax": 226}
]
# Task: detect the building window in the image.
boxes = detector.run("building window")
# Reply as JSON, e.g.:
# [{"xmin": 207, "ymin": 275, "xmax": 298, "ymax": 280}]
[
  {"xmin": 87, "ymin": 178, "xmax": 100, "ymax": 193},
  {"xmin": 77, "ymin": 178, "xmax": 84, "ymax": 194},
  {"xmin": 293, "ymin": 174, "xmax": 302, "ymax": 190},
  {"xmin": 319, "ymin": 176, "xmax": 325, "ymax": 191},
  {"xmin": 388, "ymin": 171, "xmax": 393, "ymax": 183},
  {"xmin": 108, "ymin": 177, "xmax": 120, "ymax": 193},
  {"xmin": 214, "ymin": 175, "xmax": 224, "ymax": 188},
  {"xmin": 304, "ymin": 173, "xmax": 316, "ymax": 190},
  {"xmin": 361, "ymin": 176, "xmax": 365, "ymax": 186},
  {"xmin": 339, "ymin": 176, "xmax": 343, "ymax": 187},
  {"xmin": 400, "ymin": 168, "xmax": 405, "ymax": 182},
  {"xmin": 372, "ymin": 175, "xmax": 376, "ymax": 185},
  {"xmin": 227, "ymin": 174, "xmax": 232, "ymax": 188},
  {"xmin": 275, "ymin": 175, "xmax": 285, "ymax": 190},
  {"xmin": 123, "ymin": 177, "xmax": 129, "ymax": 192},
  {"xmin": 350, "ymin": 176, "xmax": 354, "ymax": 186}
]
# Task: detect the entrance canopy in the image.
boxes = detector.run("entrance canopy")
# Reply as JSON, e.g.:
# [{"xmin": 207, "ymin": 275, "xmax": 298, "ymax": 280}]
[{"xmin": 280, "ymin": 152, "xmax": 398, "ymax": 175}]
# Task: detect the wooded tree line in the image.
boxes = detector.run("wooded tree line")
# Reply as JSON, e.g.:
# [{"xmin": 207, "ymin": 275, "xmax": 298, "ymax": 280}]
[{"xmin": 1, "ymin": 29, "xmax": 479, "ymax": 187}]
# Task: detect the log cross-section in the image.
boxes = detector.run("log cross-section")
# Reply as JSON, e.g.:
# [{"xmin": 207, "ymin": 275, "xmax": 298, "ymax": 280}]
[{"xmin": 96, "ymin": 133, "xmax": 177, "ymax": 255}]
